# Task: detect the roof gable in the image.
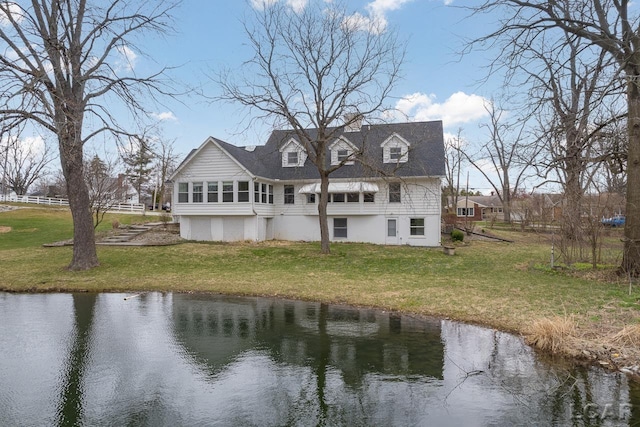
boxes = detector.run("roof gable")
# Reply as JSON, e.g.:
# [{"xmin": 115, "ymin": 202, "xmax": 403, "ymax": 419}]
[{"xmin": 170, "ymin": 137, "xmax": 254, "ymax": 181}]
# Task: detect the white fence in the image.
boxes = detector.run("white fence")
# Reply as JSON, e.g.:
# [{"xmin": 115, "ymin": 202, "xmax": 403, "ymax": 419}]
[{"xmin": 0, "ymin": 194, "xmax": 145, "ymax": 213}]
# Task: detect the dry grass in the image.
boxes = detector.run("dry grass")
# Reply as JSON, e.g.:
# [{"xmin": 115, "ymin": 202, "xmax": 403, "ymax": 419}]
[
  {"xmin": 525, "ymin": 316, "xmax": 578, "ymax": 353},
  {"xmin": 610, "ymin": 324, "xmax": 640, "ymax": 348}
]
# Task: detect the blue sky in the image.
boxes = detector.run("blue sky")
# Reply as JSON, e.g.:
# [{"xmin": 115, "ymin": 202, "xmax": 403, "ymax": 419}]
[
  {"xmin": 108, "ymin": 0, "xmax": 503, "ymax": 192},
  {"xmin": 143, "ymin": 2, "xmax": 494, "ymax": 140}
]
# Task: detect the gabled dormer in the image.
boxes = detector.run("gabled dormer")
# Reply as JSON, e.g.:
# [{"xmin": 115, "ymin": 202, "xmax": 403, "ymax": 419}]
[
  {"xmin": 279, "ymin": 138, "xmax": 307, "ymax": 167},
  {"xmin": 329, "ymin": 136, "xmax": 358, "ymax": 165},
  {"xmin": 381, "ymin": 133, "xmax": 411, "ymax": 163}
]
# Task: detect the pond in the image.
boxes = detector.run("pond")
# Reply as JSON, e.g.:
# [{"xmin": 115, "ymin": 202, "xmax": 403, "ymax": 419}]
[{"xmin": 0, "ymin": 292, "xmax": 638, "ymax": 426}]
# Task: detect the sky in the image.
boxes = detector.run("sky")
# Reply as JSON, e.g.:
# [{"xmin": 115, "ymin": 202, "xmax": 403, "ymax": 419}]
[
  {"xmin": 8, "ymin": 0, "xmax": 508, "ymax": 194},
  {"xmin": 130, "ymin": 0, "xmax": 503, "ymax": 192}
]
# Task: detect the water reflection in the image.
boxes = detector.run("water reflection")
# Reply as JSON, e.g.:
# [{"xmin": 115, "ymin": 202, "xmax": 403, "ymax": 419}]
[
  {"xmin": 57, "ymin": 293, "xmax": 97, "ymax": 426},
  {"xmin": 0, "ymin": 292, "xmax": 638, "ymax": 426}
]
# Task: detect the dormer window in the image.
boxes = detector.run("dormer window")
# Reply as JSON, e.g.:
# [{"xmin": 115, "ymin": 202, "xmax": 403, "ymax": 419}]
[
  {"xmin": 337, "ymin": 149, "xmax": 349, "ymax": 162},
  {"xmin": 287, "ymin": 151, "xmax": 299, "ymax": 165},
  {"xmin": 381, "ymin": 133, "xmax": 410, "ymax": 164},
  {"xmin": 329, "ymin": 137, "xmax": 357, "ymax": 165},
  {"xmin": 280, "ymin": 138, "xmax": 307, "ymax": 167},
  {"xmin": 389, "ymin": 147, "xmax": 402, "ymax": 160}
]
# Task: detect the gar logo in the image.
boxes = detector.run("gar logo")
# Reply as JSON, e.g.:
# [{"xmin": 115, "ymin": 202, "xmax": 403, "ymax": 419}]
[{"xmin": 573, "ymin": 403, "xmax": 632, "ymax": 422}]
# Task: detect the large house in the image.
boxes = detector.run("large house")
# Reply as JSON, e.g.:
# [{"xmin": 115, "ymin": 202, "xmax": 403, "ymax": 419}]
[{"xmin": 170, "ymin": 121, "xmax": 445, "ymax": 246}]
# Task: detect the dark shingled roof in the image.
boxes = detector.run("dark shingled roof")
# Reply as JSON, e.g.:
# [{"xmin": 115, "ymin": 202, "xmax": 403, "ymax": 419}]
[{"xmin": 210, "ymin": 121, "xmax": 444, "ymax": 180}]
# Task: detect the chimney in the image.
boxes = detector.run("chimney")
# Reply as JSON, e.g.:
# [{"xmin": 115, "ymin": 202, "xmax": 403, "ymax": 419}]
[{"xmin": 344, "ymin": 113, "xmax": 363, "ymax": 132}]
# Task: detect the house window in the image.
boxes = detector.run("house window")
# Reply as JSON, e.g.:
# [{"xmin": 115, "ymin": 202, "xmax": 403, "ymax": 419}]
[
  {"xmin": 334, "ymin": 218, "xmax": 347, "ymax": 238},
  {"xmin": 222, "ymin": 181, "xmax": 233, "ymax": 202},
  {"xmin": 410, "ymin": 218, "xmax": 425, "ymax": 236},
  {"xmin": 364, "ymin": 193, "xmax": 375, "ymax": 203},
  {"xmin": 307, "ymin": 193, "xmax": 316, "ymax": 203},
  {"xmin": 254, "ymin": 182, "xmax": 260, "ymax": 203},
  {"xmin": 287, "ymin": 152, "xmax": 299, "ymax": 166},
  {"xmin": 178, "ymin": 183, "xmax": 188, "ymax": 203},
  {"xmin": 457, "ymin": 207, "xmax": 474, "ymax": 217},
  {"xmin": 389, "ymin": 183, "xmax": 401, "ymax": 203},
  {"xmin": 337, "ymin": 149, "xmax": 349, "ymax": 163},
  {"xmin": 208, "ymin": 182, "xmax": 218, "ymax": 203},
  {"xmin": 238, "ymin": 181, "xmax": 249, "ymax": 202},
  {"xmin": 268, "ymin": 185, "xmax": 273, "ymax": 204},
  {"xmin": 332, "ymin": 193, "xmax": 345, "ymax": 203},
  {"xmin": 261, "ymin": 183, "xmax": 267, "ymax": 204},
  {"xmin": 192, "ymin": 182, "xmax": 203, "ymax": 203},
  {"xmin": 390, "ymin": 147, "xmax": 402, "ymax": 160},
  {"xmin": 284, "ymin": 185, "xmax": 295, "ymax": 204},
  {"xmin": 347, "ymin": 193, "xmax": 359, "ymax": 203}
]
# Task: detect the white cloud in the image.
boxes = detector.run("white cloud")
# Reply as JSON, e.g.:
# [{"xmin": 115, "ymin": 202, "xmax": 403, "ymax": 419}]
[
  {"xmin": 0, "ymin": 3, "xmax": 23, "ymax": 27},
  {"xmin": 344, "ymin": 0, "xmax": 413, "ymax": 33},
  {"xmin": 393, "ymin": 91, "xmax": 490, "ymax": 126},
  {"xmin": 366, "ymin": 0, "xmax": 413, "ymax": 16},
  {"xmin": 151, "ymin": 111, "xmax": 178, "ymax": 122},
  {"xmin": 116, "ymin": 45, "xmax": 137, "ymax": 71},
  {"xmin": 1, "ymin": 134, "xmax": 46, "ymax": 156},
  {"xmin": 341, "ymin": 12, "xmax": 386, "ymax": 35},
  {"xmin": 287, "ymin": 0, "xmax": 308, "ymax": 12},
  {"xmin": 250, "ymin": 0, "xmax": 308, "ymax": 13},
  {"xmin": 252, "ymin": 0, "xmax": 276, "ymax": 10}
]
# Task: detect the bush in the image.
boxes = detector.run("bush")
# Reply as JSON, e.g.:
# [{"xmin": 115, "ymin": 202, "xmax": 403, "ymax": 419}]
[{"xmin": 451, "ymin": 229, "xmax": 464, "ymax": 242}]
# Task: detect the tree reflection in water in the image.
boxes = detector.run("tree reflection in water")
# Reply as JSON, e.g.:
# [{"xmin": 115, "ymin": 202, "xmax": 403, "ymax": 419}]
[
  {"xmin": 56, "ymin": 293, "xmax": 97, "ymax": 426},
  {"xmin": 0, "ymin": 292, "xmax": 638, "ymax": 426}
]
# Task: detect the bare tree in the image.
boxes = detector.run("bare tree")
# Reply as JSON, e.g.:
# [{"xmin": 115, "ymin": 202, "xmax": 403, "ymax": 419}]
[
  {"xmin": 511, "ymin": 32, "xmax": 625, "ymax": 262},
  {"xmin": 217, "ymin": 0, "xmax": 404, "ymax": 254},
  {"xmin": 85, "ymin": 154, "xmax": 121, "ymax": 228},
  {"xmin": 0, "ymin": 0, "xmax": 179, "ymax": 270},
  {"xmin": 471, "ymin": 0, "xmax": 640, "ymax": 275},
  {"xmin": 1, "ymin": 133, "xmax": 54, "ymax": 195},
  {"xmin": 443, "ymin": 128, "xmax": 465, "ymax": 212},
  {"xmin": 154, "ymin": 136, "xmax": 179, "ymax": 210},
  {"xmin": 462, "ymin": 101, "xmax": 536, "ymax": 222}
]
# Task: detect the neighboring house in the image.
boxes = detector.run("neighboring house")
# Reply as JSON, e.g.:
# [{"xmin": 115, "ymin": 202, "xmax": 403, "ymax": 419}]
[
  {"xmin": 170, "ymin": 121, "xmax": 445, "ymax": 246},
  {"xmin": 449, "ymin": 195, "xmax": 503, "ymax": 221},
  {"xmin": 88, "ymin": 174, "xmax": 139, "ymax": 205}
]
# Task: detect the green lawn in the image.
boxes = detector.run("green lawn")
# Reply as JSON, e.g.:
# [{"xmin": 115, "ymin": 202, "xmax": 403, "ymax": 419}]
[{"xmin": 0, "ymin": 205, "xmax": 637, "ymax": 339}]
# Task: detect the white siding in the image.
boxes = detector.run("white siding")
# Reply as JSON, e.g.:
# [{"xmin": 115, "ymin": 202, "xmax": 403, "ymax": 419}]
[
  {"xmin": 173, "ymin": 139, "xmax": 442, "ymax": 247},
  {"xmin": 173, "ymin": 141, "xmax": 254, "ymax": 216},
  {"xmin": 179, "ymin": 216, "xmax": 258, "ymax": 242}
]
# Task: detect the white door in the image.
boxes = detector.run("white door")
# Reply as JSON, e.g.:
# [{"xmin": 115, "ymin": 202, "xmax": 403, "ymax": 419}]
[
  {"xmin": 265, "ymin": 218, "xmax": 274, "ymax": 240},
  {"xmin": 386, "ymin": 218, "xmax": 399, "ymax": 245}
]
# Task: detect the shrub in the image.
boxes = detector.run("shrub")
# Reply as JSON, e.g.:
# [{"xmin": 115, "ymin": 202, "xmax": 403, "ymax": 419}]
[
  {"xmin": 159, "ymin": 214, "xmax": 173, "ymax": 226},
  {"xmin": 451, "ymin": 229, "xmax": 464, "ymax": 242}
]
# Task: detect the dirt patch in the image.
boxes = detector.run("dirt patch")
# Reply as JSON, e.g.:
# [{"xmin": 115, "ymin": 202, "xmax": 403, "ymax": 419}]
[
  {"xmin": 129, "ymin": 226, "xmax": 183, "ymax": 245},
  {"xmin": 0, "ymin": 226, "xmax": 10, "ymax": 233}
]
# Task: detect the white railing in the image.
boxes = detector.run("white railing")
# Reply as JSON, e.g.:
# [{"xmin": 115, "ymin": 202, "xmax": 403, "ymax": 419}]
[{"xmin": 0, "ymin": 194, "xmax": 145, "ymax": 213}]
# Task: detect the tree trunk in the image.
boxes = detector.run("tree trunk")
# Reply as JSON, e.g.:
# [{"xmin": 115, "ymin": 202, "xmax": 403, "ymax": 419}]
[
  {"xmin": 60, "ymin": 137, "xmax": 99, "ymax": 271},
  {"xmin": 318, "ymin": 173, "xmax": 330, "ymax": 254},
  {"xmin": 502, "ymin": 179, "xmax": 511, "ymax": 223},
  {"xmin": 622, "ymin": 74, "xmax": 640, "ymax": 276}
]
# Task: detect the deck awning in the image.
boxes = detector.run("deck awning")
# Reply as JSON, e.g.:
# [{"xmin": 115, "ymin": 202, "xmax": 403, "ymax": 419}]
[{"xmin": 298, "ymin": 182, "xmax": 379, "ymax": 194}]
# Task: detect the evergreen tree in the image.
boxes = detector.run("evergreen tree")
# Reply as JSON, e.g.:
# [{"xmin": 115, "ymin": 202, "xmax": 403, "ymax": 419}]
[{"xmin": 122, "ymin": 137, "xmax": 155, "ymax": 205}]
